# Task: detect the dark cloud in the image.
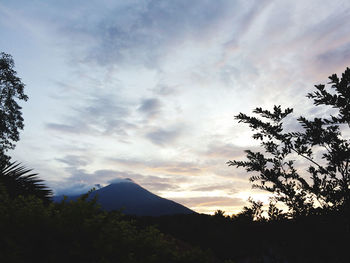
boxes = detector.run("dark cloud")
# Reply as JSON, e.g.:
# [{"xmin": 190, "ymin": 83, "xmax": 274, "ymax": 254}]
[
  {"xmin": 138, "ymin": 98, "xmax": 161, "ymax": 118},
  {"xmin": 145, "ymin": 127, "xmax": 182, "ymax": 145}
]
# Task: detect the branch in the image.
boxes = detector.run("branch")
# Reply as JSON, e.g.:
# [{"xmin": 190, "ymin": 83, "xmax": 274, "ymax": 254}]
[{"xmin": 290, "ymin": 148, "xmax": 330, "ymax": 175}]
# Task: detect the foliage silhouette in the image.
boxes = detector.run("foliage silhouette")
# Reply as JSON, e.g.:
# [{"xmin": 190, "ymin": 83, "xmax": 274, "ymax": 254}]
[
  {"xmin": 267, "ymin": 199, "xmax": 286, "ymax": 221},
  {"xmin": 214, "ymin": 209, "xmax": 226, "ymax": 218},
  {"xmin": 138, "ymin": 211, "xmax": 350, "ymax": 262},
  {"xmin": 233, "ymin": 197, "xmax": 286, "ymax": 222},
  {"xmin": 228, "ymin": 67, "xmax": 350, "ymax": 218},
  {"xmin": 0, "ymin": 52, "xmax": 28, "ymax": 163},
  {"xmin": 0, "ymin": 161, "xmax": 52, "ymax": 202},
  {"xmin": 0, "ymin": 186, "xmax": 213, "ymax": 263},
  {"xmin": 233, "ymin": 197, "xmax": 264, "ymax": 221}
]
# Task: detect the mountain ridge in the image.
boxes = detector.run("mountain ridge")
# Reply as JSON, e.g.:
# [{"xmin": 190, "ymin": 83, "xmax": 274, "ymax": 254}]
[{"xmin": 53, "ymin": 179, "xmax": 195, "ymax": 216}]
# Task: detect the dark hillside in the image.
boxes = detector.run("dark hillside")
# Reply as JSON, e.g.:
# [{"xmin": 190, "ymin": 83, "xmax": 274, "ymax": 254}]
[{"xmin": 54, "ymin": 180, "xmax": 195, "ymax": 216}]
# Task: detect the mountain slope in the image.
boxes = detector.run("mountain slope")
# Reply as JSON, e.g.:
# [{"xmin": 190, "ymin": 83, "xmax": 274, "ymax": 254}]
[{"xmin": 54, "ymin": 179, "xmax": 195, "ymax": 216}]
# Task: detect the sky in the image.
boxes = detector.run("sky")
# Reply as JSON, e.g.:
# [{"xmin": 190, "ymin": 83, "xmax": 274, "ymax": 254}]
[{"xmin": 1, "ymin": 0, "xmax": 350, "ymax": 214}]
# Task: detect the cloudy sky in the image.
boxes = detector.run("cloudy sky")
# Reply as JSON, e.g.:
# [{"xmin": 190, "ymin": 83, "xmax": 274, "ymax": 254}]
[{"xmin": 1, "ymin": 0, "xmax": 350, "ymax": 214}]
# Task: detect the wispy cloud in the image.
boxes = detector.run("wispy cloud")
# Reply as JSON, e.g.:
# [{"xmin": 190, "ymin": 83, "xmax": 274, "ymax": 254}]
[
  {"xmin": 58, "ymin": 0, "xmax": 236, "ymax": 68},
  {"xmin": 316, "ymin": 42, "xmax": 350, "ymax": 71},
  {"xmin": 110, "ymin": 157, "xmax": 202, "ymax": 175},
  {"xmin": 46, "ymin": 87, "xmax": 137, "ymax": 137},
  {"xmin": 172, "ymin": 196, "xmax": 244, "ymax": 208}
]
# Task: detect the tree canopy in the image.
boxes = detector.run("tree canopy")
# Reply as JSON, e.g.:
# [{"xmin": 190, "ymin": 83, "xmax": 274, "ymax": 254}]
[
  {"xmin": 228, "ymin": 67, "xmax": 350, "ymax": 218},
  {"xmin": 0, "ymin": 52, "xmax": 28, "ymax": 163}
]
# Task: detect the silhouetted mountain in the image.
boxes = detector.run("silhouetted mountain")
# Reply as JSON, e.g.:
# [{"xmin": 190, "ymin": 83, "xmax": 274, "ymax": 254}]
[{"xmin": 53, "ymin": 179, "xmax": 195, "ymax": 216}]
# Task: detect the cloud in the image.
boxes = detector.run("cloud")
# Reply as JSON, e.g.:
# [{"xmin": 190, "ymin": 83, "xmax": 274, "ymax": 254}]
[
  {"xmin": 51, "ymin": 168, "xmax": 126, "ymax": 195},
  {"xmin": 191, "ymin": 184, "xmax": 236, "ymax": 194},
  {"xmin": 47, "ymin": 87, "xmax": 137, "ymax": 137},
  {"xmin": 77, "ymin": 96, "xmax": 136, "ymax": 136},
  {"xmin": 51, "ymin": 154, "xmax": 186, "ymax": 195},
  {"xmin": 145, "ymin": 127, "xmax": 182, "ymax": 145},
  {"xmin": 138, "ymin": 98, "xmax": 161, "ymax": 118},
  {"xmin": 53, "ymin": 0, "xmax": 244, "ymax": 69},
  {"xmin": 54, "ymin": 182, "xmax": 92, "ymax": 196},
  {"xmin": 172, "ymin": 196, "xmax": 244, "ymax": 208},
  {"xmin": 152, "ymin": 83, "xmax": 179, "ymax": 96},
  {"xmin": 268, "ymin": 3, "xmax": 349, "ymax": 77},
  {"xmin": 53, "ymin": 169, "xmax": 182, "ymax": 195},
  {"xmin": 300, "ymin": 6, "xmax": 350, "ymax": 47},
  {"xmin": 163, "ymin": 166, "xmax": 201, "ymax": 174},
  {"xmin": 204, "ymin": 142, "xmax": 253, "ymax": 159},
  {"xmin": 110, "ymin": 157, "xmax": 202, "ymax": 175},
  {"xmin": 140, "ymin": 182, "xmax": 180, "ymax": 192},
  {"xmin": 56, "ymin": 155, "xmax": 90, "ymax": 167},
  {"xmin": 46, "ymin": 123, "xmax": 88, "ymax": 134},
  {"xmin": 316, "ymin": 42, "xmax": 350, "ymax": 70},
  {"xmin": 223, "ymin": 0, "xmax": 272, "ymax": 50},
  {"xmin": 108, "ymin": 177, "xmax": 135, "ymax": 184}
]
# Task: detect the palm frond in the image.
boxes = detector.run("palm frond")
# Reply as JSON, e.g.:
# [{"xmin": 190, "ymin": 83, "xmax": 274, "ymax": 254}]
[{"xmin": 0, "ymin": 161, "xmax": 52, "ymax": 202}]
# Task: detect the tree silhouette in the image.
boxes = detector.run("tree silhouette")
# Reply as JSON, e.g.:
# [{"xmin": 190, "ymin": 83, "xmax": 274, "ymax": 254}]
[
  {"xmin": 214, "ymin": 209, "xmax": 226, "ymax": 218},
  {"xmin": 233, "ymin": 197, "xmax": 265, "ymax": 221},
  {"xmin": 228, "ymin": 68, "xmax": 350, "ymax": 218},
  {"xmin": 0, "ymin": 52, "xmax": 28, "ymax": 163},
  {"xmin": 0, "ymin": 161, "xmax": 52, "ymax": 202}
]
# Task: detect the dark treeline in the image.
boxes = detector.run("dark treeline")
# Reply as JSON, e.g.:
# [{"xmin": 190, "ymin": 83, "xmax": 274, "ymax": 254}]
[
  {"xmin": 134, "ymin": 212, "xmax": 349, "ymax": 262},
  {"xmin": 1, "ymin": 181, "xmax": 349, "ymax": 262},
  {"xmin": 1, "ymin": 179, "xmax": 349, "ymax": 263},
  {"xmin": 0, "ymin": 185, "xmax": 214, "ymax": 263}
]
